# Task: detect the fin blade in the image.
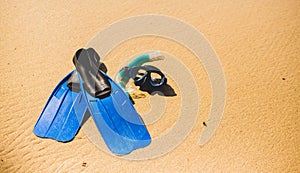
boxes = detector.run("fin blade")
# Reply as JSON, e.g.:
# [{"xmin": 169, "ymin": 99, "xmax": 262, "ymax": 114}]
[
  {"xmin": 55, "ymin": 92, "xmax": 86, "ymax": 142},
  {"xmin": 33, "ymin": 80, "xmax": 69, "ymax": 138},
  {"xmin": 33, "ymin": 71, "xmax": 86, "ymax": 142},
  {"xmin": 83, "ymin": 73, "xmax": 151, "ymax": 155}
]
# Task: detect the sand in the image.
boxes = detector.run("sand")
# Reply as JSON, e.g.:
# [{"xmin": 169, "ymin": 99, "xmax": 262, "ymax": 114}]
[{"xmin": 0, "ymin": 0, "xmax": 299, "ymax": 172}]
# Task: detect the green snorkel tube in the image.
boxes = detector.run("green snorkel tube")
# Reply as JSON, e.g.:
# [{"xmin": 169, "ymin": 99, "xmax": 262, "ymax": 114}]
[{"xmin": 116, "ymin": 51, "xmax": 165, "ymax": 98}]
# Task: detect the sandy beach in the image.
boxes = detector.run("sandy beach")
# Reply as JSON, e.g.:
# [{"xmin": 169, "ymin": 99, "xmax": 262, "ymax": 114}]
[{"xmin": 0, "ymin": 0, "xmax": 299, "ymax": 172}]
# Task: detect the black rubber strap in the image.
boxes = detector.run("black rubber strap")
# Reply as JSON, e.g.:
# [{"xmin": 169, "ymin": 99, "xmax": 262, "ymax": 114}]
[
  {"xmin": 72, "ymin": 48, "xmax": 111, "ymax": 99},
  {"xmin": 67, "ymin": 65, "xmax": 108, "ymax": 93},
  {"xmin": 67, "ymin": 71, "xmax": 81, "ymax": 93}
]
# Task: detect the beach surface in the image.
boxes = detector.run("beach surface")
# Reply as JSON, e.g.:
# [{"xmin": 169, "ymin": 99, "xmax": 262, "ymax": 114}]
[{"xmin": 0, "ymin": 0, "xmax": 299, "ymax": 172}]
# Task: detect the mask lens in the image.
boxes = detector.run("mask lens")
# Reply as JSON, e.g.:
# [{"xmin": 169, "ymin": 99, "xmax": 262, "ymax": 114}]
[
  {"xmin": 135, "ymin": 68, "xmax": 147, "ymax": 80},
  {"xmin": 150, "ymin": 72, "xmax": 162, "ymax": 83},
  {"xmin": 130, "ymin": 67, "xmax": 147, "ymax": 82},
  {"xmin": 149, "ymin": 72, "xmax": 165, "ymax": 86}
]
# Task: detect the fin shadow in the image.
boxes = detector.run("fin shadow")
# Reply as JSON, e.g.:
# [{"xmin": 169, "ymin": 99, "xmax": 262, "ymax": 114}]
[{"xmin": 81, "ymin": 110, "xmax": 91, "ymax": 126}]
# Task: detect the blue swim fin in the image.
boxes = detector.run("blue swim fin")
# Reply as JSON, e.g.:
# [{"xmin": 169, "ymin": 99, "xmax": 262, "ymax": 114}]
[
  {"xmin": 34, "ymin": 47, "xmax": 151, "ymax": 155},
  {"xmin": 78, "ymin": 72, "xmax": 151, "ymax": 155},
  {"xmin": 73, "ymin": 48, "xmax": 151, "ymax": 155},
  {"xmin": 33, "ymin": 71, "xmax": 87, "ymax": 142}
]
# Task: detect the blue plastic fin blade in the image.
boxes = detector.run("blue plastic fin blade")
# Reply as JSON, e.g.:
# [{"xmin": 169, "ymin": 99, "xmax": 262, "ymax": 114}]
[
  {"xmin": 33, "ymin": 71, "xmax": 87, "ymax": 142},
  {"xmin": 79, "ymin": 71, "xmax": 151, "ymax": 155}
]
